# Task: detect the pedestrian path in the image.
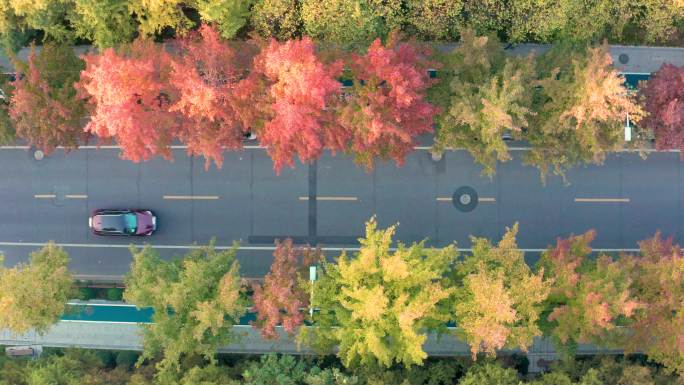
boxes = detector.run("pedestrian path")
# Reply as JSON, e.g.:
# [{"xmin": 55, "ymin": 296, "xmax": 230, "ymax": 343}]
[{"xmin": 0, "ymin": 301, "xmax": 625, "ymax": 372}]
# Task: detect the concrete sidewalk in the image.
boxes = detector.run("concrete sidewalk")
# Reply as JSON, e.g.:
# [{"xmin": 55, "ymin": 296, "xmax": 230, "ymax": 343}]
[
  {"xmin": 508, "ymin": 44, "xmax": 684, "ymax": 73},
  {"xmin": 0, "ymin": 320, "xmax": 623, "ymax": 373},
  {"xmin": 2, "ymin": 44, "xmax": 682, "ymax": 75}
]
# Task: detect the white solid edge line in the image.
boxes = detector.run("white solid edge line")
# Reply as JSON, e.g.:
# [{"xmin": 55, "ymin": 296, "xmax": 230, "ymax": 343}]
[
  {"xmin": 66, "ymin": 302, "xmax": 138, "ymax": 307},
  {"xmin": 0, "ymin": 241, "xmax": 640, "ymax": 253},
  {"xmin": 60, "ymin": 320, "xmax": 144, "ymax": 325}
]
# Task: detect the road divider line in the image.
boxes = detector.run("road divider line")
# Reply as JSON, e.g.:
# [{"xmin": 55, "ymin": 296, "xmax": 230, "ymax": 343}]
[
  {"xmin": 298, "ymin": 196, "xmax": 358, "ymax": 201},
  {"xmin": 65, "ymin": 194, "xmax": 87, "ymax": 199},
  {"xmin": 436, "ymin": 197, "xmax": 496, "ymax": 202},
  {"xmin": 575, "ymin": 198, "xmax": 630, "ymax": 203},
  {"xmin": 2, "ymin": 145, "xmax": 681, "ymax": 153},
  {"xmin": 34, "ymin": 194, "xmax": 56, "ymax": 199},
  {"xmin": 163, "ymin": 195, "xmax": 220, "ymax": 200}
]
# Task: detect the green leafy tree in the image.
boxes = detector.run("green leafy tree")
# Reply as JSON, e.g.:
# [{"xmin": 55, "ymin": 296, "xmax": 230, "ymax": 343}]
[
  {"xmin": 302, "ymin": 218, "xmax": 456, "ymax": 368},
  {"xmin": 128, "ymin": 0, "xmax": 192, "ymax": 36},
  {"xmin": 305, "ymin": 367, "xmax": 359, "ymax": 385},
  {"xmin": 435, "ymin": 29, "xmax": 536, "ymax": 176},
  {"xmin": 552, "ymin": 355, "xmax": 681, "ymax": 385},
  {"xmin": 630, "ymin": 0, "xmax": 684, "ymax": 44},
  {"xmin": 10, "ymin": 43, "xmax": 87, "ymax": 153},
  {"xmin": 242, "ymin": 354, "xmax": 308, "ymax": 385},
  {"xmin": 0, "ymin": 242, "xmax": 73, "ymax": 334},
  {"xmin": 27, "ymin": 350, "xmax": 101, "ymax": 385},
  {"xmin": 178, "ymin": 364, "xmax": 238, "ymax": 385},
  {"xmin": 405, "ymin": 0, "xmax": 462, "ymax": 41},
  {"xmin": 505, "ymin": 0, "xmax": 683, "ymax": 44},
  {"xmin": 123, "ymin": 242, "xmax": 246, "ymax": 380},
  {"xmin": 0, "ymin": 2, "xmax": 40, "ymax": 53},
  {"xmin": 452, "ymin": 224, "xmax": 550, "ymax": 358},
  {"xmin": 525, "ymin": 43, "xmax": 644, "ymax": 181},
  {"xmin": 457, "ymin": 363, "xmax": 519, "ymax": 385},
  {"xmin": 528, "ymin": 371, "xmax": 575, "ymax": 385},
  {"xmin": 69, "ymin": 0, "xmax": 136, "ymax": 48},
  {"xmin": 461, "ymin": 0, "xmax": 510, "ymax": 38},
  {"xmin": 195, "ymin": 0, "xmax": 251, "ymax": 39},
  {"xmin": 250, "ymin": 0, "xmax": 302, "ymax": 40},
  {"xmin": 1, "ymin": 0, "xmax": 74, "ymax": 43},
  {"xmin": 0, "ymin": 73, "xmax": 15, "ymax": 145},
  {"xmin": 523, "ymin": 0, "xmax": 622, "ymax": 43},
  {"xmin": 300, "ymin": 0, "xmax": 404, "ymax": 45},
  {"xmin": 0, "ymin": 358, "xmax": 29, "ymax": 385},
  {"xmin": 506, "ymin": 0, "xmax": 567, "ymax": 42},
  {"xmin": 538, "ymin": 231, "xmax": 640, "ymax": 358}
]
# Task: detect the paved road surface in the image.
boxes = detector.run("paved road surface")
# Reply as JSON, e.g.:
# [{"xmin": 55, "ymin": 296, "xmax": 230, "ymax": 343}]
[{"xmin": 0, "ymin": 145, "xmax": 681, "ymax": 277}]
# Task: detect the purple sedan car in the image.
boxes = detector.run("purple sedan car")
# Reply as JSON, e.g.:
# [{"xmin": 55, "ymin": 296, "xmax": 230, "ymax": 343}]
[{"xmin": 89, "ymin": 209, "xmax": 157, "ymax": 236}]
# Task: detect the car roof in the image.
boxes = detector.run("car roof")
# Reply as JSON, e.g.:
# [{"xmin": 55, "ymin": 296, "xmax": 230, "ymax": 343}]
[{"xmin": 97, "ymin": 215, "xmax": 127, "ymax": 231}]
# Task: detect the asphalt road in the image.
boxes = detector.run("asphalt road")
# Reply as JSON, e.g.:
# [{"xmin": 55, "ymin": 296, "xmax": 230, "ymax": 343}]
[{"xmin": 0, "ymin": 146, "xmax": 681, "ymax": 277}]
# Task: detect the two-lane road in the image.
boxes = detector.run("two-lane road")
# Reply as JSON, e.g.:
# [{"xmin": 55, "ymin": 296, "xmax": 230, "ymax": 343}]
[{"xmin": 0, "ymin": 146, "xmax": 681, "ymax": 277}]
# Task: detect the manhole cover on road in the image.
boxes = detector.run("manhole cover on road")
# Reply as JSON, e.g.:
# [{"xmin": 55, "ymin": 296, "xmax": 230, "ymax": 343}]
[
  {"xmin": 452, "ymin": 186, "xmax": 478, "ymax": 212},
  {"xmin": 618, "ymin": 53, "xmax": 629, "ymax": 64}
]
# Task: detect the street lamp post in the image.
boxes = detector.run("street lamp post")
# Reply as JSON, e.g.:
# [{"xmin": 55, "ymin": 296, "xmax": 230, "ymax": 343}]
[
  {"xmin": 309, "ymin": 265, "xmax": 317, "ymax": 318},
  {"xmin": 625, "ymin": 114, "xmax": 632, "ymax": 142}
]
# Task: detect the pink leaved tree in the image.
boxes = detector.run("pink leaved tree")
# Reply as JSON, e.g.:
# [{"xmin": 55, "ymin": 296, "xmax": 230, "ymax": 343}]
[
  {"xmin": 539, "ymin": 230, "xmax": 641, "ymax": 356},
  {"xmin": 338, "ymin": 34, "xmax": 438, "ymax": 169},
  {"xmin": 252, "ymin": 239, "xmax": 320, "ymax": 339},
  {"xmin": 10, "ymin": 43, "xmax": 87, "ymax": 153},
  {"xmin": 640, "ymin": 64, "xmax": 684, "ymax": 152},
  {"xmin": 240, "ymin": 37, "xmax": 345, "ymax": 173},
  {"xmin": 626, "ymin": 233, "xmax": 684, "ymax": 374},
  {"xmin": 78, "ymin": 38, "xmax": 180, "ymax": 162},
  {"xmin": 169, "ymin": 25, "xmax": 255, "ymax": 169}
]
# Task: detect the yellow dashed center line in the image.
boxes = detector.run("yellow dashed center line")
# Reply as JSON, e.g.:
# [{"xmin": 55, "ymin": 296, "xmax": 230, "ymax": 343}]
[
  {"xmin": 299, "ymin": 196, "xmax": 358, "ymax": 201},
  {"xmin": 436, "ymin": 197, "xmax": 496, "ymax": 202},
  {"xmin": 575, "ymin": 198, "xmax": 630, "ymax": 203},
  {"xmin": 35, "ymin": 194, "xmax": 88, "ymax": 199},
  {"xmin": 34, "ymin": 194, "xmax": 57, "ymax": 199},
  {"xmin": 65, "ymin": 194, "xmax": 88, "ymax": 199}
]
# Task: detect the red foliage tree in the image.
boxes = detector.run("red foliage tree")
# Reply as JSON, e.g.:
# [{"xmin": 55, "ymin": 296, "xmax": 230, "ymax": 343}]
[
  {"xmin": 241, "ymin": 37, "xmax": 345, "ymax": 173},
  {"xmin": 640, "ymin": 64, "xmax": 684, "ymax": 152},
  {"xmin": 78, "ymin": 38, "xmax": 180, "ymax": 162},
  {"xmin": 627, "ymin": 233, "xmax": 684, "ymax": 374},
  {"xmin": 10, "ymin": 43, "xmax": 87, "ymax": 153},
  {"xmin": 538, "ymin": 230, "xmax": 640, "ymax": 355},
  {"xmin": 338, "ymin": 35, "xmax": 438, "ymax": 169},
  {"xmin": 169, "ymin": 25, "xmax": 255, "ymax": 169},
  {"xmin": 251, "ymin": 239, "xmax": 319, "ymax": 339}
]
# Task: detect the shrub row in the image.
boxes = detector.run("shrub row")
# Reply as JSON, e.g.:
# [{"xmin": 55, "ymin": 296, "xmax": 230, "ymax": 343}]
[
  {"xmin": 1, "ymin": 0, "xmax": 683, "ymax": 52},
  {"xmin": 1, "ymin": 347, "xmax": 681, "ymax": 385}
]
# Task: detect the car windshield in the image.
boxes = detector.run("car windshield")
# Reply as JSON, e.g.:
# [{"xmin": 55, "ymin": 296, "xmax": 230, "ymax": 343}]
[{"xmin": 123, "ymin": 213, "xmax": 137, "ymax": 234}]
